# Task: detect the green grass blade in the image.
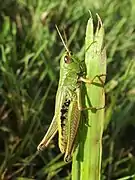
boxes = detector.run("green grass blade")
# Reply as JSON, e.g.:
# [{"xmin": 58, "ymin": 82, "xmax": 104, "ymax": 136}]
[{"xmin": 72, "ymin": 14, "xmax": 106, "ymax": 180}]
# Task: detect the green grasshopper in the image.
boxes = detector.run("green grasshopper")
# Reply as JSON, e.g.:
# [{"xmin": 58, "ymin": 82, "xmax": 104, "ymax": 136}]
[{"xmin": 37, "ymin": 27, "xmax": 105, "ymax": 162}]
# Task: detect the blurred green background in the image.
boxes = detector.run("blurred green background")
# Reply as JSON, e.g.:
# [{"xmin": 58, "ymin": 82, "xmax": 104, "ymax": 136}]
[{"xmin": 0, "ymin": 0, "xmax": 135, "ymax": 179}]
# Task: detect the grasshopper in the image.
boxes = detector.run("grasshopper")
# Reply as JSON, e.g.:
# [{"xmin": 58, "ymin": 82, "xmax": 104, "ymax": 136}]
[{"xmin": 37, "ymin": 27, "xmax": 105, "ymax": 162}]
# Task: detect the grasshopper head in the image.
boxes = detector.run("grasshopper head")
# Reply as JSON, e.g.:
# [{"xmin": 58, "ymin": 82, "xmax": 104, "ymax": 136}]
[
  {"xmin": 55, "ymin": 26, "xmax": 81, "ymax": 72},
  {"xmin": 60, "ymin": 51, "xmax": 81, "ymax": 73},
  {"xmin": 56, "ymin": 26, "xmax": 83, "ymax": 79}
]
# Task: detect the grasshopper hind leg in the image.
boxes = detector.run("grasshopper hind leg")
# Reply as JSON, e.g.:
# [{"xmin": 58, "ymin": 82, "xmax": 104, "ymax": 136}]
[
  {"xmin": 37, "ymin": 116, "xmax": 58, "ymax": 151},
  {"xmin": 64, "ymin": 140, "xmax": 77, "ymax": 162},
  {"xmin": 64, "ymin": 154, "xmax": 71, "ymax": 163}
]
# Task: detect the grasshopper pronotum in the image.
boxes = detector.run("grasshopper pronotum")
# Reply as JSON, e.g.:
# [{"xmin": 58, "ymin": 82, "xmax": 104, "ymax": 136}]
[{"xmin": 37, "ymin": 27, "xmax": 105, "ymax": 162}]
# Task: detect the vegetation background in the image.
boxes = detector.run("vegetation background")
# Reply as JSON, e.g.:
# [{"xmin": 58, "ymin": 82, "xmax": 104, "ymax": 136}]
[{"xmin": 0, "ymin": 0, "xmax": 135, "ymax": 179}]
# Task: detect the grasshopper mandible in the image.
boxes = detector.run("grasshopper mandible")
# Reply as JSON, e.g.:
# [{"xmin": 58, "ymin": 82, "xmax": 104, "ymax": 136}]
[{"xmin": 37, "ymin": 27, "xmax": 105, "ymax": 162}]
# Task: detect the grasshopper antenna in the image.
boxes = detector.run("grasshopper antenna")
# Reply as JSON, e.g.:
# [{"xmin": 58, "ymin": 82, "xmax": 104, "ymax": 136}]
[
  {"xmin": 55, "ymin": 25, "xmax": 70, "ymax": 54},
  {"xmin": 63, "ymin": 27, "xmax": 68, "ymax": 47}
]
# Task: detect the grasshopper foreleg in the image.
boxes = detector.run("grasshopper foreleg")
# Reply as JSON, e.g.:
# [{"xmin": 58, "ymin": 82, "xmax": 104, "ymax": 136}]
[
  {"xmin": 78, "ymin": 74, "xmax": 106, "ymax": 86},
  {"xmin": 77, "ymin": 75, "xmax": 106, "ymax": 111}
]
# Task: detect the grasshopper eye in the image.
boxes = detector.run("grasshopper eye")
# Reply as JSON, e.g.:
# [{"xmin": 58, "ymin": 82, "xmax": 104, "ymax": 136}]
[{"xmin": 64, "ymin": 55, "xmax": 71, "ymax": 64}]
